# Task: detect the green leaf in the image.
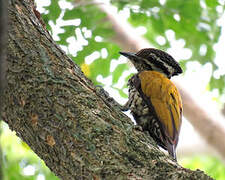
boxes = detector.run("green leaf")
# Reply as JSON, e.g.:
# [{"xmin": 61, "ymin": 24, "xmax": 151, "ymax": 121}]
[
  {"xmin": 205, "ymin": 0, "xmax": 219, "ymax": 8},
  {"xmin": 112, "ymin": 63, "xmax": 129, "ymax": 84},
  {"xmin": 112, "ymin": 87, "xmax": 128, "ymax": 98},
  {"xmin": 90, "ymin": 58, "xmax": 111, "ymax": 78},
  {"xmin": 63, "ymin": 9, "xmax": 81, "ymax": 20},
  {"xmin": 182, "ymin": 155, "xmax": 225, "ymax": 180},
  {"xmin": 209, "ymin": 75, "xmax": 225, "ymax": 94},
  {"xmin": 45, "ymin": 0, "xmax": 61, "ymax": 23},
  {"xmin": 118, "ymin": 88, "xmax": 128, "ymax": 98},
  {"xmin": 140, "ymin": 0, "xmax": 160, "ymax": 9},
  {"xmin": 57, "ymin": 25, "xmax": 75, "ymax": 46}
]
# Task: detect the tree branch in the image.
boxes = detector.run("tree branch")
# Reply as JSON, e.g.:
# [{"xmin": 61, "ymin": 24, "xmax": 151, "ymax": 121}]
[
  {"xmin": 0, "ymin": 0, "xmax": 8, "ymax": 112},
  {"xmin": 2, "ymin": 0, "xmax": 212, "ymax": 179}
]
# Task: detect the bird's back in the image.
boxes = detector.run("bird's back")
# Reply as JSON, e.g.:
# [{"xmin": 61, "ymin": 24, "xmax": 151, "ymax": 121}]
[{"xmin": 128, "ymin": 70, "xmax": 182, "ymax": 159}]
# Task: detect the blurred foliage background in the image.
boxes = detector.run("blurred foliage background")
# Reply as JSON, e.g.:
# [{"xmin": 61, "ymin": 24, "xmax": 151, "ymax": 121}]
[{"xmin": 1, "ymin": 0, "xmax": 225, "ymax": 179}]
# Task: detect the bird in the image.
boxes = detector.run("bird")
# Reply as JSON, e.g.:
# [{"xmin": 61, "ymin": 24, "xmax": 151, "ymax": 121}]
[{"xmin": 119, "ymin": 48, "xmax": 183, "ymax": 161}]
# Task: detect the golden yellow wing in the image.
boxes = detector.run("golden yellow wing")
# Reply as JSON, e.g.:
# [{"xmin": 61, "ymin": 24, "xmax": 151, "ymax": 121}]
[{"xmin": 138, "ymin": 71, "xmax": 182, "ymax": 146}]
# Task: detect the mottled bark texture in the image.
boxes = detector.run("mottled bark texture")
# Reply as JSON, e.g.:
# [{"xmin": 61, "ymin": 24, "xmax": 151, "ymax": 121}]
[
  {"xmin": 0, "ymin": 0, "xmax": 8, "ymax": 177},
  {"xmin": 0, "ymin": 0, "xmax": 8, "ymax": 111},
  {"xmin": 2, "ymin": 0, "xmax": 213, "ymax": 179}
]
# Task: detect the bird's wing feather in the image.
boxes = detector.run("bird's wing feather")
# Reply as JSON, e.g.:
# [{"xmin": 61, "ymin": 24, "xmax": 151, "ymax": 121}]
[{"xmin": 137, "ymin": 71, "xmax": 182, "ymax": 146}]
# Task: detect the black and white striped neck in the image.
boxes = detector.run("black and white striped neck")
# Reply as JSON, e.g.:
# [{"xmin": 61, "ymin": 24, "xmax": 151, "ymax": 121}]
[{"xmin": 120, "ymin": 48, "xmax": 183, "ymax": 79}]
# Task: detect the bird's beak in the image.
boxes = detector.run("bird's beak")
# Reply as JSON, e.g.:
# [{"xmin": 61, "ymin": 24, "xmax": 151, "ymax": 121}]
[{"xmin": 119, "ymin": 51, "xmax": 136, "ymax": 59}]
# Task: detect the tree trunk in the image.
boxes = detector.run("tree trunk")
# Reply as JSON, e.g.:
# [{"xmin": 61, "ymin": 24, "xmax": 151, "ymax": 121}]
[
  {"xmin": 2, "ymin": 0, "xmax": 212, "ymax": 179},
  {"xmin": 0, "ymin": 0, "xmax": 8, "ymax": 110}
]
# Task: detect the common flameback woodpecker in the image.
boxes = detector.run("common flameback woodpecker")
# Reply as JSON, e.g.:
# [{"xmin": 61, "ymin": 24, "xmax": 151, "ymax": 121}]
[{"xmin": 120, "ymin": 48, "xmax": 183, "ymax": 161}]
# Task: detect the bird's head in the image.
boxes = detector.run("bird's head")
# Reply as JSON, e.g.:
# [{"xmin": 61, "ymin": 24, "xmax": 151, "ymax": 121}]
[{"xmin": 120, "ymin": 48, "xmax": 183, "ymax": 79}]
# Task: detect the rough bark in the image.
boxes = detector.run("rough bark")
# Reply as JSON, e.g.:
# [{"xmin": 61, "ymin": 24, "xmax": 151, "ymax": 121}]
[
  {"xmin": 2, "ymin": 0, "xmax": 213, "ymax": 179},
  {"xmin": 0, "ymin": 0, "xmax": 8, "ymax": 111},
  {"xmin": 98, "ymin": 3, "xmax": 225, "ymax": 160},
  {"xmin": 0, "ymin": 0, "xmax": 8, "ymax": 178}
]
